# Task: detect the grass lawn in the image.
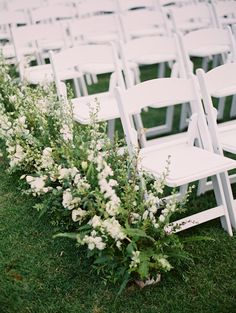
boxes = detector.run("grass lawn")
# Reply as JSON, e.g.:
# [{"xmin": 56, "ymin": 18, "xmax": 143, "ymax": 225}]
[{"xmin": 1, "ymin": 62, "xmax": 236, "ymax": 313}]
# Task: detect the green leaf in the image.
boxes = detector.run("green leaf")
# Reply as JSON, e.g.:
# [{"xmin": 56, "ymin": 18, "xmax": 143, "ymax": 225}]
[
  {"xmin": 116, "ymin": 272, "xmax": 130, "ymax": 298},
  {"xmin": 125, "ymin": 227, "xmax": 155, "ymax": 242},
  {"xmin": 94, "ymin": 255, "xmax": 112, "ymax": 265},
  {"xmin": 53, "ymin": 232, "xmax": 78, "ymax": 240},
  {"xmin": 138, "ymin": 258, "xmax": 149, "ymax": 279}
]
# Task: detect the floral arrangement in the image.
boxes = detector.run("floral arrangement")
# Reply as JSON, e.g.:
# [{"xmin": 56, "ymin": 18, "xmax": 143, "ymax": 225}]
[{"xmin": 0, "ymin": 55, "xmax": 193, "ymax": 292}]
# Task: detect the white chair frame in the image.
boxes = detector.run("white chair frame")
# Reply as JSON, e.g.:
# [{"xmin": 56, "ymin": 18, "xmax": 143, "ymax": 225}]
[{"xmin": 115, "ymin": 74, "xmax": 236, "ymax": 234}]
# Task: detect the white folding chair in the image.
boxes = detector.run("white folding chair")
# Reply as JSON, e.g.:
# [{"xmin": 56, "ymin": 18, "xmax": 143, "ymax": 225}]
[
  {"xmin": 119, "ymin": 35, "xmax": 184, "ymax": 140},
  {"xmin": 68, "ymin": 14, "xmax": 123, "ymax": 46},
  {"xmin": 115, "ymin": 74, "xmax": 236, "ymax": 234},
  {"xmin": 210, "ymin": 0, "xmax": 236, "ymax": 29},
  {"xmin": 118, "ymin": 8, "xmax": 170, "ymax": 42},
  {"xmin": 196, "ymin": 63, "xmax": 236, "ymax": 204},
  {"xmin": 169, "ymin": 2, "xmax": 216, "ymax": 35},
  {"xmin": 0, "ymin": 10, "xmax": 29, "ymax": 64},
  {"xmin": 30, "ymin": 4, "xmax": 77, "ymax": 25},
  {"xmin": 49, "ymin": 43, "xmax": 130, "ymax": 137},
  {"xmin": 11, "ymin": 23, "xmax": 68, "ymax": 84},
  {"xmin": 177, "ymin": 26, "xmax": 236, "ymax": 129}
]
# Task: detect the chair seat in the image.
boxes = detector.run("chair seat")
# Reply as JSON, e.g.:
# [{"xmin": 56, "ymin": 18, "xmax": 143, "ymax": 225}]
[
  {"xmin": 178, "ymin": 21, "xmax": 210, "ymax": 33},
  {"xmin": 38, "ymin": 39, "xmax": 65, "ymax": 52},
  {"xmin": 188, "ymin": 45, "xmax": 229, "ymax": 57},
  {"xmin": 130, "ymin": 28, "xmax": 165, "ymax": 38},
  {"xmin": 81, "ymin": 60, "xmax": 137, "ymax": 75},
  {"xmin": 23, "ymin": 64, "xmax": 54, "ymax": 84},
  {"xmin": 24, "ymin": 64, "xmax": 84, "ymax": 84},
  {"xmin": 140, "ymin": 143, "xmax": 236, "ymax": 187},
  {"xmin": 132, "ymin": 53, "xmax": 176, "ymax": 65},
  {"xmin": 218, "ymin": 121, "xmax": 236, "ymax": 154},
  {"xmin": 84, "ymin": 33, "xmax": 119, "ymax": 44},
  {"xmin": 211, "ymin": 84, "xmax": 236, "ymax": 98},
  {"xmin": 1, "ymin": 44, "xmax": 36, "ymax": 59},
  {"xmin": 72, "ymin": 92, "xmax": 119, "ymax": 124}
]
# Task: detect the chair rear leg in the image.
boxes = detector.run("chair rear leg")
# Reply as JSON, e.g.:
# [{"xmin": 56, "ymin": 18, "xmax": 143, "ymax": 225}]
[
  {"xmin": 212, "ymin": 174, "xmax": 233, "ymax": 236},
  {"xmin": 230, "ymin": 94, "xmax": 236, "ymax": 118}
]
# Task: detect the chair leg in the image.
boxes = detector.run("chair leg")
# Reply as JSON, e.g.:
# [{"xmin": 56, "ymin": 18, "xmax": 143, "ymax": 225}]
[
  {"xmin": 230, "ymin": 94, "xmax": 236, "ymax": 118},
  {"xmin": 78, "ymin": 76, "xmax": 88, "ymax": 96},
  {"xmin": 85, "ymin": 73, "xmax": 92, "ymax": 85},
  {"xmin": 197, "ymin": 177, "xmax": 208, "ymax": 196},
  {"xmin": 179, "ymin": 102, "xmax": 190, "ymax": 130},
  {"xmin": 211, "ymin": 174, "xmax": 233, "ymax": 236},
  {"xmin": 91, "ymin": 73, "xmax": 98, "ymax": 84},
  {"xmin": 202, "ymin": 57, "xmax": 209, "ymax": 72},
  {"xmin": 220, "ymin": 172, "xmax": 236, "ymax": 230},
  {"xmin": 73, "ymin": 78, "xmax": 81, "ymax": 97},
  {"xmin": 217, "ymin": 97, "xmax": 225, "ymax": 120},
  {"xmin": 212, "ymin": 54, "xmax": 220, "ymax": 68},
  {"xmin": 157, "ymin": 62, "xmax": 166, "ymax": 78}
]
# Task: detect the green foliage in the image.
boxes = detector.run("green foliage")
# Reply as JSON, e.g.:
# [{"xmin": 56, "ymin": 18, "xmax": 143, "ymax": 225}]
[{"xmin": 0, "ymin": 55, "xmax": 193, "ymax": 291}]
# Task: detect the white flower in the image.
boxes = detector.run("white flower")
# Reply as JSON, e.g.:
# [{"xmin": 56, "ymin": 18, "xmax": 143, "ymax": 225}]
[
  {"xmin": 9, "ymin": 95, "xmax": 17, "ymax": 103},
  {"xmin": 116, "ymin": 240, "xmax": 122, "ymax": 249},
  {"xmin": 26, "ymin": 175, "xmax": 48, "ymax": 195},
  {"xmin": 89, "ymin": 215, "xmax": 102, "ymax": 228},
  {"xmin": 58, "ymin": 166, "xmax": 78, "ymax": 180},
  {"xmin": 41, "ymin": 147, "xmax": 54, "ymax": 169},
  {"xmin": 62, "ymin": 189, "xmax": 73, "ymax": 210},
  {"xmin": 83, "ymin": 234, "xmax": 106, "ymax": 251},
  {"xmin": 9, "ymin": 144, "xmax": 26, "ymax": 167},
  {"xmin": 159, "ymin": 214, "xmax": 165, "ymax": 223},
  {"xmin": 142, "ymin": 210, "xmax": 149, "ymax": 220},
  {"xmin": 71, "ymin": 208, "xmax": 87, "ymax": 222},
  {"xmin": 130, "ymin": 212, "xmax": 141, "ymax": 224},
  {"xmin": 60, "ymin": 124, "xmax": 73, "ymax": 142},
  {"xmin": 158, "ymin": 257, "xmax": 172, "ymax": 271},
  {"xmin": 166, "ymin": 201, "xmax": 177, "ymax": 213},
  {"xmin": 130, "ymin": 251, "xmax": 140, "ymax": 269},
  {"xmin": 81, "ymin": 161, "xmax": 88, "ymax": 170},
  {"xmin": 154, "ymin": 179, "xmax": 164, "ymax": 194},
  {"xmin": 105, "ymin": 195, "xmax": 120, "ymax": 216},
  {"xmin": 102, "ymin": 218, "xmax": 126, "ymax": 241},
  {"xmin": 93, "ymin": 236, "xmax": 106, "ymax": 250},
  {"xmin": 35, "ymin": 98, "xmax": 49, "ymax": 113}
]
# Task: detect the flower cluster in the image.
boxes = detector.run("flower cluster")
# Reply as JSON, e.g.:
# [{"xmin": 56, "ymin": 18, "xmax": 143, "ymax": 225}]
[{"xmin": 0, "ymin": 55, "xmax": 192, "ymax": 290}]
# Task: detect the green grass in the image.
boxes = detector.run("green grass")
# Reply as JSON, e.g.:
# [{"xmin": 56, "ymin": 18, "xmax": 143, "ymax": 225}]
[{"xmin": 1, "ymin": 62, "xmax": 236, "ymax": 313}]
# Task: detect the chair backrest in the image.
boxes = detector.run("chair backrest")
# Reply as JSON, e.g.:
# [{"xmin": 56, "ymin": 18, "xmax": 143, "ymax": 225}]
[
  {"xmin": 49, "ymin": 43, "xmax": 125, "ymax": 99},
  {"xmin": 30, "ymin": 4, "xmax": 77, "ymax": 24},
  {"xmin": 119, "ymin": 34, "xmax": 185, "ymax": 86},
  {"xmin": 196, "ymin": 63, "xmax": 236, "ymax": 155},
  {"xmin": 176, "ymin": 26, "xmax": 236, "ymax": 76},
  {"xmin": 0, "ymin": 10, "xmax": 28, "ymax": 42},
  {"xmin": 68, "ymin": 14, "xmax": 123, "ymax": 45},
  {"xmin": 160, "ymin": 0, "xmax": 199, "ymax": 6},
  {"xmin": 183, "ymin": 27, "xmax": 235, "ymax": 55},
  {"xmin": 169, "ymin": 2, "xmax": 216, "ymax": 34},
  {"xmin": 116, "ymin": 0, "xmax": 157, "ymax": 12},
  {"xmin": 7, "ymin": 0, "xmax": 44, "ymax": 11},
  {"xmin": 11, "ymin": 23, "xmax": 67, "ymax": 78},
  {"xmin": 210, "ymin": 0, "xmax": 236, "ymax": 28},
  {"xmin": 114, "ymin": 75, "xmax": 212, "ymax": 153},
  {"xmin": 119, "ymin": 8, "xmax": 170, "ymax": 42},
  {"xmin": 76, "ymin": 0, "xmax": 118, "ymax": 18}
]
